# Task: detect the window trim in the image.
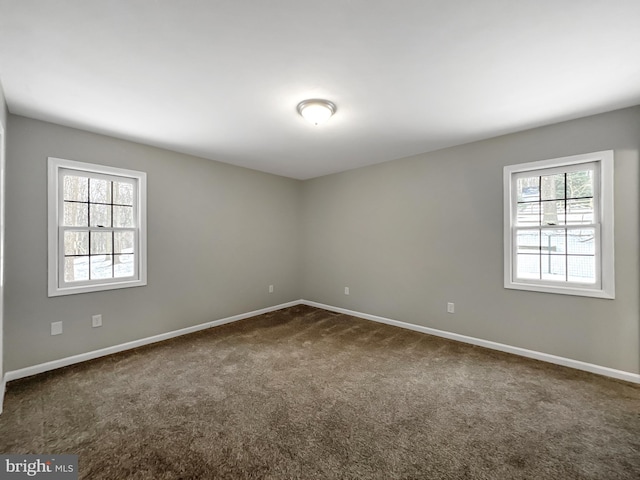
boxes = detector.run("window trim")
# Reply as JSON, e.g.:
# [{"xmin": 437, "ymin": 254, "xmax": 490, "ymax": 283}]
[
  {"xmin": 48, "ymin": 157, "xmax": 147, "ymax": 297},
  {"xmin": 503, "ymin": 150, "xmax": 614, "ymax": 299}
]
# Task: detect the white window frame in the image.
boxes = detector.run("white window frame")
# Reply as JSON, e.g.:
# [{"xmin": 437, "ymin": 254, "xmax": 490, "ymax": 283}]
[
  {"xmin": 48, "ymin": 157, "xmax": 147, "ymax": 296},
  {"xmin": 503, "ymin": 150, "xmax": 614, "ymax": 299}
]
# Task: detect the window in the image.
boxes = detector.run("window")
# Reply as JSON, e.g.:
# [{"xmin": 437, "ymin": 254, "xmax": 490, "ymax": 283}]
[
  {"xmin": 503, "ymin": 151, "xmax": 614, "ymax": 298},
  {"xmin": 48, "ymin": 158, "xmax": 147, "ymax": 296}
]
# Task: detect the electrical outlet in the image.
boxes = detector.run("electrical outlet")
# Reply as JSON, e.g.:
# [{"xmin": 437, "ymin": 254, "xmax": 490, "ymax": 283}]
[
  {"xmin": 269, "ymin": 284, "xmax": 274, "ymax": 293},
  {"xmin": 51, "ymin": 321, "xmax": 63, "ymax": 335},
  {"xmin": 92, "ymin": 314, "xmax": 102, "ymax": 328},
  {"xmin": 344, "ymin": 287, "xmax": 350, "ymax": 295},
  {"xmin": 447, "ymin": 302, "xmax": 455, "ymax": 314}
]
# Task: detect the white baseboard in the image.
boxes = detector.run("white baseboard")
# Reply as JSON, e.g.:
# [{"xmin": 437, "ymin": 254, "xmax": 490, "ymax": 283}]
[
  {"xmin": 301, "ymin": 300, "xmax": 640, "ymax": 384},
  {"xmin": 3, "ymin": 298, "xmax": 638, "ymax": 400},
  {"xmin": 3, "ymin": 300, "xmax": 301, "ymax": 384}
]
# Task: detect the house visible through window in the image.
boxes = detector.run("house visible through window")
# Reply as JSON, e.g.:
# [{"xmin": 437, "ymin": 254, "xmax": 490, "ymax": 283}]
[
  {"xmin": 48, "ymin": 158, "xmax": 147, "ymax": 296},
  {"xmin": 503, "ymin": 151, "xmax": 614, "ymax": 299}
]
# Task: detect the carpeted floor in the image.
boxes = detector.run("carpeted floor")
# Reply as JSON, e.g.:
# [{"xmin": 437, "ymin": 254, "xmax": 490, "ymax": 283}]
[{"xmin": 1, "ymin": 305, "xmax": 639, "ymax": 479}]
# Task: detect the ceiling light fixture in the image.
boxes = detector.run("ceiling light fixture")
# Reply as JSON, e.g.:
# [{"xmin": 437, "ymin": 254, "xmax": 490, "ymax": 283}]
[{"xmin": 297, "ymin": 99, "xmax": 336, "ymax": 126}]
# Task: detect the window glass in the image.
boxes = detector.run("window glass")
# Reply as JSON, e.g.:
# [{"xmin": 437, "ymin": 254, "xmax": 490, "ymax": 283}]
[
  {"xmin": 504, "ymin": 152, "xmax": 613, "ymax": 298},
  {"xmin": 49, "ymin": 158, "xmax": 146, "ymax": 296}
]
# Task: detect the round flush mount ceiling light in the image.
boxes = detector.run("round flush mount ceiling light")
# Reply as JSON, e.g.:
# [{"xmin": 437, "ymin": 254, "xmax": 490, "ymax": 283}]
[{"xmin": 297, "ymin": 99, "xmax": 337, "ymax": 126}]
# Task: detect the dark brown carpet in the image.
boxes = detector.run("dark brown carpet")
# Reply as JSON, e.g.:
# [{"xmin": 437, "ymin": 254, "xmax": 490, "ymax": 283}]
[{"xmin": 1, "ymin": 305, "xmax": 638, "ymax": 479}]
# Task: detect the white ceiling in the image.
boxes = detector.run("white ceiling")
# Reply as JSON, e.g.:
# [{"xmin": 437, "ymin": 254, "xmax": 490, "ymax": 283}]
[{"xmin": 1, "ymin": 1, "xmax": 639, "ymax": 179}]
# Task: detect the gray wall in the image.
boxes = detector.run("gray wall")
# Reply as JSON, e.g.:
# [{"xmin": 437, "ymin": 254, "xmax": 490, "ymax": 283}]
[
  {"xmin": 0, "ymin": 81, "xmax": 6, "ymax": 127},
  {"xmin": 4, "ymin": 106, "xmax": 640, "ymax": 376},
  {"xmin": 302, "ymin": 106, "xmax": 640, "ymax": 374},
  {"xmin": 0, "ymin": 81, "xmax": 6, "ymax": 380},
  {"xmin": 5, "ymin": 115, "xmax": 302, "ymax": 371}
]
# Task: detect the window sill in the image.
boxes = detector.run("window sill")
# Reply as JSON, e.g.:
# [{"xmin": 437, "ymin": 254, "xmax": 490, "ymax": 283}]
[
  {"xmin": 504, "ymin": 281, "xmax": 614, "ymax": 299},
  {"xmin": 48, "ymin": 278, "xmax": 147, "ymax": 297}
]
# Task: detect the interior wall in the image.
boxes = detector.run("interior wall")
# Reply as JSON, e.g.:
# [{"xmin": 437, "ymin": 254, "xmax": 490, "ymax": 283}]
[
  {"xmin": 0, "ymin": 82, "xmax": 7, "ymax": 383},
  {"xmin": 0, "ymin": 81, "xmax": 6, "ymax": 127},
  {"xmin": 302, "ymin": 106, "xmax": 640, "ymax": 374},
  {"xmin": 5, "ymin": 115, "xmax": 303, "ymax": 371},
  {"xmin": 4, "ymin": 106, "xmax": 640, "ymax": 376}
]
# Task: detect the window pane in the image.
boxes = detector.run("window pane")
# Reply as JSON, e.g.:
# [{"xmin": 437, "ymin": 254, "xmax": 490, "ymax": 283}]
[
  {"xmin": 89, "ymin": 178, "xmax": 111, "ymax": 203},
  {"xmin": 516, "ymin": 229, "xmax": 539, "ymax": 254},
  {"xmin": 90, "ymin": 231, "xmax": 112, "ymax": 254},
  {"xmin": 568, "ymin": 255, "xmax": 596, "ymax": 284},
  {"xmin": 114, "ymin": 254, "xmax": 135, "ymax": 278},
  {"xmin": 114, "ymin": 231, "xmax": 135, "ymax": 254},
  {"xmin": 89, "ymin": 204, "xmax": 111, "ymax": 227},
  {"xmin": 541, "ymin": 255, "xmax": 566, "ymax": 282},
  {"xmin": 541, "ymin": 229, "xmax": 566, "ymax": 255},
  {"xmin": 114, "ymin": 181, "xmax": 134, "ymax": 206},
  {"xmin": 516, "ymin": 254, "xmax": 540, "ymax": 279},
  {"xmin": 516, "ymin": 202, "xmax": 540, "ymax": 226},
  {"xmin": 63, "ymin": 175, "xmax": 88, "ymax": 202},
  {"xmin": 516, "ymin": 177, "xmax": 539, "ymax": 202},
  {"xmin": 567, "ymin": 170, "xmax": 593, "ymax": 199},
  {"xmin": 506, "ymin": 156, "xmax": 610, "ymax": 297},
  {"xmin": 64, "ymin": 231, "xmax": 89, "ymax": 255},
  {"xmin": 567, "ymin": 229, "xmax": 595, "ymax": 255},
  {"xmin": 113, "ymin": 206, "xmax": 134, "ymax": 227},
  {"xmin": 566, "ymin": 198, "xmax": 594, "ymax": 225},
  {"xmin": 64, "ymin": 256, "xmax": 89, "ymax": 282},
  {"xmin": 541, "ymin": 174, "xmax": 565, "ymax": 200},
  {"xmin": 63, "ymin": 202, "xmax": 88, "ymax": 226},
  {"xmin": 90, "ymin": 255, "xmax": 113, "ymax": 279},
  {"xmin": 541, "ymin": 200, "xmax": 565, "ymax": 226}
]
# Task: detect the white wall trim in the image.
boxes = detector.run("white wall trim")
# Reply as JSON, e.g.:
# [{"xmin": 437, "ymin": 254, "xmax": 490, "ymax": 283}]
[
  {"xmin": 301, "ymin": 300, "xmax": 640, "ymax": 384},
  {"xmin": 3, "ymin": 300, "xmax": 300, "ymax": 384},
  {"xmin": 0, "ymin": 122, "xmax": 5, "ymax": 414},
  {"xmin": 3, "ymin": 297, "xmax": 637, "ymax": 410},
  {"xmin": 0, "ymin": 376, "xmax": 6, "ymax": 414}
]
